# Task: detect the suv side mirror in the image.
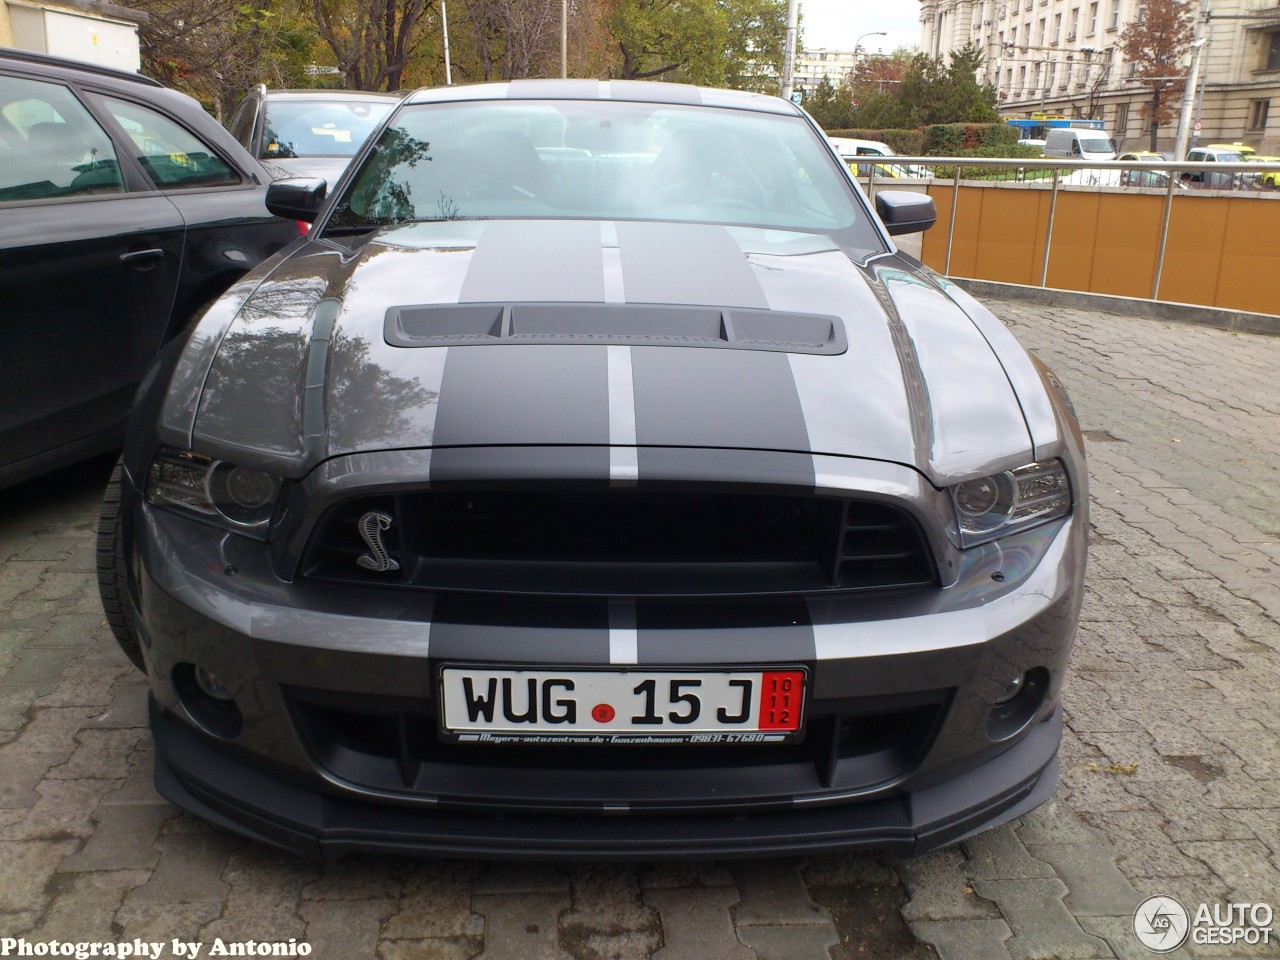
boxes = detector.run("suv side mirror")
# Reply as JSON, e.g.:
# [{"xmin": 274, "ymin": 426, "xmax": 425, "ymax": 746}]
[
  {"xmin": 266, "ymin": 178, "xmax": 328, "ymax": 222},
  {"xmin": 875, "ymin": 191, "xmax": 937, "ymax": 235}
]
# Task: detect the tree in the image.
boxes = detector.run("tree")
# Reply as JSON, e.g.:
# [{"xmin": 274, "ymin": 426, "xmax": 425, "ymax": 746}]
[
  {"xmin": 313, "ymin": 0, "xmax": 435, "ymax": 90},
  {"xmin": 131, "ymin": 0, "xmax": 316, "ymax": 118},
  {"xmin": 604, "ymin": 0, "xmax": 787, "ymax": 87},
  {"xmin": 804, "ymin": 75, "xmax": 853, "ymax": 130},
  {"xmin": 1118, "ymin": 0, "xmax": 1194, "ymax": 150},
  {"xmin": 852, "ymin": 43, "xmax": 997, "ymax": 128}
]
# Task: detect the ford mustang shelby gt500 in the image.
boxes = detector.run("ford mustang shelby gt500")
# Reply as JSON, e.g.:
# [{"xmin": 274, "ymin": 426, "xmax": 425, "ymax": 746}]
[{"xmin": 101, "ymin": 79, "xmax": 1087, "ymax": 860}]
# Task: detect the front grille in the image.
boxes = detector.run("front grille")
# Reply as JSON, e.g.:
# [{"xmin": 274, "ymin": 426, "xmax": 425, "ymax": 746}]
[
  {"xmin": 300, "ymin": 488, "xmax": 935, "ymax": 597},
  {"xmin": 286, "ymin": 686, "xmax": 949, "ymax": 810}
]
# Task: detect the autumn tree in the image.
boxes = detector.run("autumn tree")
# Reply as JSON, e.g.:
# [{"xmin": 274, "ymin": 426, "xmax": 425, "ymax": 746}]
[
  {"xmin": 804, "ymin": 75, "xmax": 853, "ymax": 130},
  {"xmin": 130, "ymin": 0, "xmax": 316, "ymax": 117},
  {"xmin": 1118, "ymin": 0, "xmax": 1194, "ymax": 150},
  {"xmin": 854, "ymin": 43, "xmax": 997, "ymax": 128},
  {"xmin": 313, "ymin": 0, "xmax": 434, "ymax": 89}
]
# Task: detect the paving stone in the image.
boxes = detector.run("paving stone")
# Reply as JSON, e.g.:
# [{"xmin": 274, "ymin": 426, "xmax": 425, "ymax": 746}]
[
  {"xmin": 28, "ymin": 614, "xmax": 104, "ymax": 647},
  {"xmin": 558, "ymin": 864, "xmax": 662, "ymax": 960},
  {"xmin": 638, "ymin": 862, "xmax": 736, "ymax": 889},
  {"xmin": 303, "ymin": 854, "xmax": 403, "ymax": 901},
  {"xmin": 0, "ymin": 838, "xmax": 79, "ymax": 913},
  {"xmin": 87, "ymin": 682, "xmax": 151, "ymax": 728},
  {"xmin": 801, "ymin": 853, "xmax": 899, "ymax": 887},
  {"xmin": 1179, "ymin": 840, "xmax": 1280, "ymax": 901},
  {"xmin": 101, "ymin": 748, "xmax": 165, "ymax": 805},
  {"xmin": 735, "ymin": 922, "xmax": 838, "ymax": 960},
  {"xmin": 473, "ymin": 891, "xmax": 572, "ymax": 960},
  {"xmin": 1, "ymin": 778, "xmax": 121, "ymax": 840},
  {"xmin": 0, "ymin": 752, "xmax": 56, "ymax": 808},
  {"xmin": 962, "ymin": 826, "xmax": 1056, "ymax": 881},
  {"xmin": 383, "ymin": 862, "xmax": 484, "ymax": 940},
  {"xmin": 1016, "ymin": 799, "xmax": 1109, "ymax": 846},
  {"xmin": 47, "ymin": 727, "xmax": 146, "ymax": 780},
  {"xmin": 474, "ymin": 861, "xmax": 570, "ymax": 894},
  {"xmin": 0, "ymin": 705, "xmax": 97, "ymax": 758},
  {"xmin": 732, "ymin": 860, "xmax": 831, "ymax": 925},
  {"xmin": 26, "ymin": 868, "xmax": 150, "ymax": 941},
  {"xmin": 896, "ymin": 847, "xmax": 1002, "ymax": 923},
  {"xmin": 378, "ymin": 938, "xmax": 483, "ymax": 960},
  {"xmin": 113, "ymin": 902, "xmax": 224, "ymax": 944},
  {"xmin": 970, "ymin": 879, "xmax": 1112, "ymax": 960},
  {"xmin": 1026, "ymin": 843, "xmax": 1143, "ymax": 917},
  {"xmin": 303, "ymin": 897, "xmax": 398, "ymax": 960},
  {"xmin": 910, "ymin": 919, "xmax": 1013, "ymax": 960},
  {"xmin": 645, "ymin": 886, "xmax": 752, "ymax": 960},
  {"xmin": 124, "ymin": 831, "xmax": 244, "ymax": 904},
  {"xmin": 58, "ymin": 802, "xmax": 174, "ymax": 872}
]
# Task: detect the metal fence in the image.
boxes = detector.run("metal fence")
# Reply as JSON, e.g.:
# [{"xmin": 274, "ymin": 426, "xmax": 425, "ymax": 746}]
[{"xmin": 850, "ymin": 157, "xmax": 1280, "ymax": 305}]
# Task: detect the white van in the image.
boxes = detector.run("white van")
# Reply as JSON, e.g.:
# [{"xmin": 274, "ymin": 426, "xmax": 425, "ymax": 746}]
[{"xmin": 1043, "ymin": 128, "xmax": 1117, "ymax": 161}]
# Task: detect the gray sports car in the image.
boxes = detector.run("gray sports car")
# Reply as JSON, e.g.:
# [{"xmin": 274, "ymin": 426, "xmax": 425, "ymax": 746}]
[{"xmin": 101, "ymin": 79, "xmax": 1087, "ymax": 860}]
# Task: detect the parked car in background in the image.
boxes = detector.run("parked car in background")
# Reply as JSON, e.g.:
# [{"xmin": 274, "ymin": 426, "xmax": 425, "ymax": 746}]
[
  {"xmin": 1183, "ymin": 145, "xmax": 1258, "ymax": 190},
  {"xmin": 1117, "ymin": 151, "xmax": 1167, "ymax": 162},
  {"xmin": 827, "ymin": 136, "xmax": 932, "ymax": 178},
  {"xmin": 1043, "ymin": 128, "xmax": 1116, "ymax": 161},
  {"xmin": 0, "ymin": 47, "xmax": 300, "ymax": 489},
  {"xmin": 227, "ymin": 86, "xmax": 399, "ymax": 184},
  {"xmin": 107, "ymin": 79, "xmax": 1087, "ymax": 861},
  {"xmin": 1241, "ymin": 152, "xmax": 1280, "ymax": 189}
]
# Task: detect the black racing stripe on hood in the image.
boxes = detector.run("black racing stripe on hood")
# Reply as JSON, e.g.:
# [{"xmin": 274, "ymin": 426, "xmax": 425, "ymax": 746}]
[
  {"xmin": 630, "ymin": 347, "xmax": 815, "ymax": 484},
  {"xmin": 430, "ymin": 344, "xmax": 610, "ymax": 481},
  {"xmin": 429, "ymin": 595, "xmax": 610, "ymax": 664},
  {"xmin": 615, "ymin": 222, "xmax": 767, "ymax": 307},
  {"xmin": 634, "ymin": 599, "xmax": 815, "ymax": 664},
  {"xmin": 460, "ymin": 221, "xmax": 605, "ymax": 303}
]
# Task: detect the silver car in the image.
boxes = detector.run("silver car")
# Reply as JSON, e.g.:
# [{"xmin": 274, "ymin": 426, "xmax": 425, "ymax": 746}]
[{"xmin": 101, "ymin": 79, "xmax": 1087, "ymax": 860}]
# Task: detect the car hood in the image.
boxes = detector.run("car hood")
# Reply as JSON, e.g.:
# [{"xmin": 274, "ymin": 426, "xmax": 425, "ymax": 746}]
[{"xmin": 178, "ymin": 220, "xmax": 1036, "ymax": 485}]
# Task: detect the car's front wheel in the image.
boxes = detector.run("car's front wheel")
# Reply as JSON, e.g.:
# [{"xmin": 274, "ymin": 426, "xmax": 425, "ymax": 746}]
[{"xmin": 97, "ymin": 459, "xmax": 145, "ymax": 671}]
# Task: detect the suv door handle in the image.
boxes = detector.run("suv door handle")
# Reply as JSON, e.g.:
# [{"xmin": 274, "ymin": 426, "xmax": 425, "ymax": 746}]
[{"xmin": 120, "ymin": 248, "xmax": 165, "ymax": 264}]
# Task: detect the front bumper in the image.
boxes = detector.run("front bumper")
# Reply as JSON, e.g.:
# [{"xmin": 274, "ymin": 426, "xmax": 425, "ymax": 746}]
[
  {"xmin": 152, "ymin": 695, "xmax": 1062, "ymax": 860},
  {"xmin": 124, "ymin": 453, "xmax": 1085, "ymax": 860}
]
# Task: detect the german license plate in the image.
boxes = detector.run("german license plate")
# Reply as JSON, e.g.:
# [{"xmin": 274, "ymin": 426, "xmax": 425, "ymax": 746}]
[{"xmin": 439, "ymin": 667, "xmax": 806, "ymax": 744}]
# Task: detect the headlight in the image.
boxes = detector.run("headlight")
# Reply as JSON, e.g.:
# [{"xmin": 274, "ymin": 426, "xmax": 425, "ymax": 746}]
[
  {"xmin": 147, "ymin": 448, "xmax": 282, "ymax": 532},
  {"xmin": 950, "ymin": 460, "xmax": 1071, "ymax": 546}
]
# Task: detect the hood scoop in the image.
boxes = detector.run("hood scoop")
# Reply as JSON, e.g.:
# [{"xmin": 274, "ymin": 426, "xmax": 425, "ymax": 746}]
[{"xmin": 384, "ymin": 302, "xmax": 847, "ymax": 355}]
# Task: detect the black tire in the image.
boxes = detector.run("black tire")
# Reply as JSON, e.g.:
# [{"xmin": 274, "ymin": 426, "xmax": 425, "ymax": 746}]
[{"xmin": 97, "ymin": 459, "xmax": 146, "ymax": 671}]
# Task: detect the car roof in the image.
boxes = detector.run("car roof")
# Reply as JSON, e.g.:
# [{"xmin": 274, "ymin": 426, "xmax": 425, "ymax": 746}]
[
  {"xmin": 0, "ymin": 45, "xmax": 163, "ymax": 88},
  {"xmin": 263, "ymin": 88, "xmax": 404, "ymax": 101},
  {"xmin": 403, "ymin": 78, "xmax": 798, "ymax": 115}
]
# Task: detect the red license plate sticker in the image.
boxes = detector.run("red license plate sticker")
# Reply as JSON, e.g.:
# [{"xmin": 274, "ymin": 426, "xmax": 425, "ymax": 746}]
[{"xmin": 757, "ymin": 670, "xmax": 804, "ymax": 731}]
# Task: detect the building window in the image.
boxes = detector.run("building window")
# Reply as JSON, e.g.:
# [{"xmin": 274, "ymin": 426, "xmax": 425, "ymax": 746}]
[
  {"xmin": 1068, "ymin": 7, "xmax": 1079, "ymax": 39},
  {"xmin": 1109, "ymin": 0, "xmax": 1120, "ymax": 30},
  {"xmin": 1115, "ymin": 102, "xmax": 1129, "ymax": 132},
  {"xmin": 1249, "ymin": 99, "xmax": 1271, "ymax": 131},
  {"xmin": 1011, "ymin": 25, "xmax": 1018, "ymax": 46},
  {"xmin": 1088, "ymin": 2, "xmax": 1098, "ymax": 34},
  {"xmin": 1038, "ymin": 17, "xmax": 1046, "ymax": 43},
  {"xmin": 1267, "ymin": 34, "xmax": 1280, "ymax": 72},
  {"xmin": 1053, "ymin": 12, "xmax": 1062, "ymax": 42}
]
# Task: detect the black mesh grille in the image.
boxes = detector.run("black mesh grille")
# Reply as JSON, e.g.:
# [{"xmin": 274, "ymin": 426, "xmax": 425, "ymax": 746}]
[{"xmin": 300, "ymin": 489, "xmax": 935, "ymax": 597}]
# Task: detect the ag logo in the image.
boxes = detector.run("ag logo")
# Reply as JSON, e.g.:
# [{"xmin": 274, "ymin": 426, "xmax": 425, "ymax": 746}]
[{"xmin": 1133, "ymin": 895, "xmax": 1190, "ymax": 952}]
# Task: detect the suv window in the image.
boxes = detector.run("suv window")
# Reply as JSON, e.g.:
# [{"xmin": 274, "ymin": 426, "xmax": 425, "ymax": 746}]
[
  {"xmin": 102, "ymin": 96, "xmax": 240, "ymax": 189},
  {"xmin": 0, "ymin": 74, "xmax": 124, "ymax": 203}
]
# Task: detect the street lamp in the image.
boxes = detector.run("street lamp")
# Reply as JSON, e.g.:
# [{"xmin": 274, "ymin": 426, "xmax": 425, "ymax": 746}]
[{"xmin": 854, "ymin": 31, "xmax": 888, "ymax": 62}]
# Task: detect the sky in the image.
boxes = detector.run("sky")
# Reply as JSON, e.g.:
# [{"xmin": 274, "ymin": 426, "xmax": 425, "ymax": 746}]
[{"xmin": 798, "ymin": 0, "xmax": 923, "ymax": 55}]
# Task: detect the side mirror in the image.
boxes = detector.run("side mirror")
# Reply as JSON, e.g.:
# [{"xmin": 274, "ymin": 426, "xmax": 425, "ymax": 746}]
[
  {"xmin": 266, "ymin": 178, "xmax": 328, "ymax": 222},
  {"xmin": 875, "ymin": 191, "xmax": 937, "ymax": 236}
]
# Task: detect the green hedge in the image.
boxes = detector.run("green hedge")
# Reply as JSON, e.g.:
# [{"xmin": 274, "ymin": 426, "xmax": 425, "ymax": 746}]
[
  {"xmin": 922, "ymin": 123, "xmax": 1020, "ymax": 154},
  {"xmin": 825, "ymin": 128, "xmax": 925, "ymax": 155},
  {"xmin": 929, "ymin": 143, "xmax": 1048, "ymax": 179}
]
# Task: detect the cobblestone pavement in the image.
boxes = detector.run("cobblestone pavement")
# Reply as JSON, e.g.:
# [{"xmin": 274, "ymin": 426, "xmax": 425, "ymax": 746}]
[{"xmin": 1, "ymin": 298, "xmax": 1277, "ymax": 960}]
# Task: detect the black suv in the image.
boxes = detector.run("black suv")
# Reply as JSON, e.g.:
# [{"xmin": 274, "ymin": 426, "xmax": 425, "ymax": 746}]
[{"xmin": 0, "ymin": 48, "xmax": 300, "ymax": 488}]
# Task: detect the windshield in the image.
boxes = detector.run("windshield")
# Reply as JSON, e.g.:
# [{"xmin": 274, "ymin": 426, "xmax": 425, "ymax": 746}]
[
  {"xmin": 326, "ymin": 100, "xmax": 871, "ymax": 238},
  {"xmin": 1080, "ymin": 138, "xmax": 1116, "ymax": 153},
  {"xmin": 262, "ymin": 99, "xmax": 394, "ymax": 159}
]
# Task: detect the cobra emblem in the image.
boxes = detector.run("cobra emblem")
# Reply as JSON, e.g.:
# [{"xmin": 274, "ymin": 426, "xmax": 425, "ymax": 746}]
[{"xmin": 356, "ymin": 511, "xmax": 400, "ymax": 572}]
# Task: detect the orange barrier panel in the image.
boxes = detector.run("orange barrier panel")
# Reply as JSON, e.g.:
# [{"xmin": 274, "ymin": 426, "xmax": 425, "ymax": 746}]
[{"xmin": 919, "ymin": 182, "xmax": 1280, "ymax": 315}]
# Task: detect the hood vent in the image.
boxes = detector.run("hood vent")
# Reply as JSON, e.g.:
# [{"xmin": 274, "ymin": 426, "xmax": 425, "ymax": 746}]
[{"xmin": 384, "ymin": 302, "xmax": 847, "ymax": 355}]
